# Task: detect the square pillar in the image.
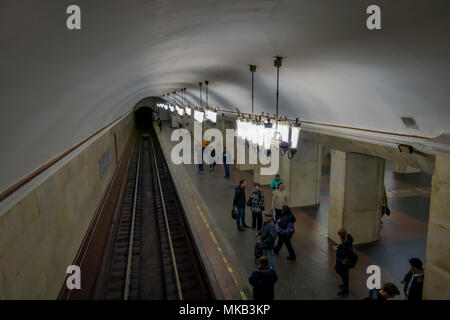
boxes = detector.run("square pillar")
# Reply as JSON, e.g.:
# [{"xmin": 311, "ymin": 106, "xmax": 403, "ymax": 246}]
[
  {"xmin": 423, "ymin": 152, "xmax": 450, "ymax": 300},
  {"xmin": 328, "ymin": 150, "xmax": 385, "ymax": 245},
  {"xmin": 279, "ymin": 140, "xmax": 322, "ymax": 207}
]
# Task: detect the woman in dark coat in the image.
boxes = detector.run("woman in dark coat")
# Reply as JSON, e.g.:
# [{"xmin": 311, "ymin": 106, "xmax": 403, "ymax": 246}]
[
  {"xmin": 274, "ymin": 205, "xmax": 296, "ymax": 261},
  {"xmin": 334, "ymin": 228, "xmax": 354, "ymax": 295},
  {"xmin": 248, "ymin": 256, "xmax": 278, "ymax": 300}
]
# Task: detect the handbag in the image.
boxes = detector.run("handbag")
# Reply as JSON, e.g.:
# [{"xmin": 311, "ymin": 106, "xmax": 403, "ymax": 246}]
[
  {"xmin": 231, "ymin": 208, "xmax": 238, "ymax": 219},
  {"xmin": 246, "ymin": 196, "xmax": 252, "ymax": 207},
  {"xmin": 254, "ymin": 242, "xmax": 264, "ymax": 259},
  {"xmin": 341, "ymin": 250, "xmax": 358, "ymax": 268}
]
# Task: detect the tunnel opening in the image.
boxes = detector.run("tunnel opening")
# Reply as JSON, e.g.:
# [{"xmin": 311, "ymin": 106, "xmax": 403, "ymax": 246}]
[{"xmin": 135, "ymin": 106, "xmax": 154, "ymax": 133}]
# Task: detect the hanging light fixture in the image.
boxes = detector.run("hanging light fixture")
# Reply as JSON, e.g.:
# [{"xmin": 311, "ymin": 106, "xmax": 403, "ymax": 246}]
[
  {"xmin": 205, "ymin": 107, "xmax": 217, "ymax": 123},
  {"xmin": 288, "ymin": 118, "xmax": 302, "ymax": 159},
  {"xmin": 194, "ymin": 108, "xmax": 204, "ymax": 122},
  {"xmin": 185, "ymin": 106, "xmax": 192, "ymax": 116}
]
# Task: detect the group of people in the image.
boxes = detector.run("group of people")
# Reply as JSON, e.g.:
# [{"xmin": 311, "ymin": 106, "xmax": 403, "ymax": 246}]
[
  {"xmin": 232, "ymin": 174, "xmax": 425, "ymax": 301},
  {"xmin": 197, "ymin": 143, "xmax": 232, "ymax": 177}
]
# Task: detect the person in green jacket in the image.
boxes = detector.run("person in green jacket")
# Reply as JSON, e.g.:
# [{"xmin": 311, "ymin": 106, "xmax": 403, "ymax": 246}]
[{"xmin": 270, "ymin": 174, "xmax": 284, "ymax": 194}]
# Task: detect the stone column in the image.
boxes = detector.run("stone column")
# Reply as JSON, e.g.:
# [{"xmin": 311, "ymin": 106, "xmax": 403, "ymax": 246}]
[
  {"xmin": 328, "ymin": 150, "xmax": 385, "ymax": 245},
  {"xmin": 393, "ymin": 161, "xmax": 421, "ymax": 173},
  {"xmin": 279, "ymin": 140, "xmax": 322, "ymax": 207},
  {"xmin": 423, "ymin": 152, "xmax": 450, "ymax": 300}
]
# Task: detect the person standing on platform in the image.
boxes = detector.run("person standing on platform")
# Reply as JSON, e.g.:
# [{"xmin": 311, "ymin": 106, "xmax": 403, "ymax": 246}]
[
  {"xmin": 334, "ymin": 228, "xmax": 354, "ymax": 296},
  {"xmin": 248, "ymin": 256, "xmax": 278, "ymax": 301},
  {"xmin": 381, "ymin": 185, "xmax": 390, "ymax": 227},
  {"xmin": 223, "ymin": 147, "xmax": 231, "ymax": 178},
  {"xmin": 196, "ymin": 142, "xmax": 204, "ymax": 174},
  {"xmin": 270, "ymin": 174, "xmax": 284, "ymax": 194},
  {"xmin": 158, "ymin": 118, "xmax": 162, "ymax": 132},
  {"xmin": 364, "ymin": 283, "xmax": 400, "ymax": 300},
  {"xmin": 250, "ymin": 183, "xmax": 265, "ymax": 231},
  {"xmin": 233, "ymin": 180, "xmax": 250, "ymax": 231},
  {"xmin": 274, "ymin": 205, "xmax": 296, "ymax": 261},
  {"xmin": 209, "ymin": 148, "xmax": 216, "ymax": 172},
  {"xmin": 258, "ymin": 212, "xmax": 277, "ymax": 270},
  {"xmin": 271, "ymin": 183, "xmax": 288, "ymax": 221},
  {"xmin": 400, "ymin": 258, "xmax": 424, "ymax": 301}
]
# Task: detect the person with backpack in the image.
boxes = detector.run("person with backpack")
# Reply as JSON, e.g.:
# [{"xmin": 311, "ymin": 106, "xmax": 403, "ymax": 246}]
[
  {"xmin": 334, "ymin": 228, "xmax": 355, "ymax": 296},
  {"xmin": 249, "ymin": 183, "xmax": 265, "ymax": 231},
  {"xmin": 258, "ymin": 212, "xmax": 277, "ymax": 270},
  {"xmin": 274, "ymin": 205, "xmax": 296, "ymax": 261},
  {"xmin": 233, "ymin": 180, "xmax": 250, "ymax": 231},
  {"xmin": 248, "ymin": 256, "xmax": 278, "ymax": 301},
  {"xmin": 400, "ymin": 258, "xmax": 424, "ymax": 300},
  {"xmin": 365, "ymin": 283, "xmax": 400, "ymax": 300}
]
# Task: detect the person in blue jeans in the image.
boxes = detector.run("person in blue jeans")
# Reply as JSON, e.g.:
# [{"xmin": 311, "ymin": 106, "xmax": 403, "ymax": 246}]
[
  {"xmin": 233, "ymin": 180, "xmax": 250, "ymax": 231},
  {"xmin": 258, "ymin": 212, "xmax": 277, "ymax": 270}
]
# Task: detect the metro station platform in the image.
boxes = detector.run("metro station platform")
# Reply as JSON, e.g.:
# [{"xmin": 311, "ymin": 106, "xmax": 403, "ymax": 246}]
[{"xmin": 154, "ymin": 121, "xmax": 430, "ymax": 300}]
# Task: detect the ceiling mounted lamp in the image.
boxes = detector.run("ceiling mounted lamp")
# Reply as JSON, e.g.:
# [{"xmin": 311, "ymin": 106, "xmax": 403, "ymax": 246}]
[
  {"xmin": 288, "ymin": 118, "xmax": 302, "ymax": 159},
  {"xmin": 185, "ymin": 105, "xmax": 192, "ymax": 116},
  {"xmin": 205, "ymin": 107, "xmax": 217, "ymax": 123},
  {"xmin": 169, "ymin": 105, "xmax": 175, "ymax": 113},
  {"xmin": 176, "ymin": 105, "xmax": 184, "ymax": 116},
  {"xmin": 194, "ymin": 108, "xmax": 204, "ymax": 122}
]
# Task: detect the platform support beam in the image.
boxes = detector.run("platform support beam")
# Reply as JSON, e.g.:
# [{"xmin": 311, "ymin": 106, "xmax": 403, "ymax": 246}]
[
  {"xmin": 423, "ymin": 152, "xmax": 450, "ymax": 300},
  {"xmin": 328, "ymin": 150, "xmax": 385, "ymax": 245}
]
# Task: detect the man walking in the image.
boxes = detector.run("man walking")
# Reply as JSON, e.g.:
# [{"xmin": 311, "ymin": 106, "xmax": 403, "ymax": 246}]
[
  {"xmin": 233, "ymin": 180, "xmax": 250, "ymax": 231},
  {"xmin": 258, "ymin": 212, "xmax": 277, "ymax": 270}
]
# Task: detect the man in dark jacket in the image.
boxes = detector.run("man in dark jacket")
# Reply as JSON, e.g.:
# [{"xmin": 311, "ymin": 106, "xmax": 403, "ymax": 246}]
[
  {"xmin": 249, "ymin": 256, "xmax": 278, "ymax": 301},
  {"xmin": 258, "ymin": 212, "xmax": 277, "ymax": 270},
  {"xmin": 334, "ymin": 228, "xmax": 354, "ymax": 295},
  {"xmin": 400, "ymin": 258, "xmax": 424, "ymax": 300},
  {"xmin": 365, "ymin": 282, "xmax": 400, "ymax": 300},
  {"xmin": 233, "ymin": 180, "xmax": 250, "ymax": 231},
  {"xmin": 274, "ymin": 205, "xmax": 296, "ymax": 261}
]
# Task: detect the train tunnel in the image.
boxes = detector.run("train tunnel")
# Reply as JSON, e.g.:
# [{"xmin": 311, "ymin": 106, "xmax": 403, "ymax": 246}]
[{"xmin": 0, "ymin": 0, "xmax": 449, "ymax": 305}]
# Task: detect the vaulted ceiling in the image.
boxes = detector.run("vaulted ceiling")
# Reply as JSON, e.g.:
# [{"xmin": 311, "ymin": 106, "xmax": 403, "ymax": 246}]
[{"xmin": 1, "ymin": 0, "xmax": 449, "ymax": 193}]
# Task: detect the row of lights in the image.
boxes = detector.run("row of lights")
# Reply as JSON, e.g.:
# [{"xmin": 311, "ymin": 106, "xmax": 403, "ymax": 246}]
[
  {"xmin": 157, "ymin": 57, "xmax": 301, "ymax": 159},
  {"xmin": 236, "ymin": 114, "xmax": 301, "ymax": 158},
  {"xmin": 156, "ymin": 103, "xmax": 217, "ymax": 123}
]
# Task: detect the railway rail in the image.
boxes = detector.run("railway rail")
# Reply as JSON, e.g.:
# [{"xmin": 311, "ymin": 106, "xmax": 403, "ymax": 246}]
[{"xmin": 98, "ymin": 131, "xmax": 211, "ymax": 300}]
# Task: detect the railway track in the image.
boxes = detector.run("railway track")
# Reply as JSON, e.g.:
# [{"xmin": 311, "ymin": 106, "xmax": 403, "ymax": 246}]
[{"xmin": 100, "ymin": 132, "xmax": 211, "ymax": 300}]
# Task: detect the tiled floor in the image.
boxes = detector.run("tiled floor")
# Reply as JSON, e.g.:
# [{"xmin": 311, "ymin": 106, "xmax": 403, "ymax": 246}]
[{"xmin": 155, "ymin": 122, "xmax": 430, "ymax": 300}]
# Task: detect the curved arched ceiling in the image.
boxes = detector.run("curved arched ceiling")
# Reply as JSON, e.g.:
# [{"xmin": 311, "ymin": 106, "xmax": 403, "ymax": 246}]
[{"xmin": 1, "ymin": 0, "xmax": 449, "ymax": 194}]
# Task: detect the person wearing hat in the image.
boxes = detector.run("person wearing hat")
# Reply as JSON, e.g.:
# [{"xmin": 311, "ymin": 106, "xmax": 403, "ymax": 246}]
[
  {"xmin": 248, "ymin": 256, "xmax": 278, "ymax": 301},
  {"xmin": 400, "ymin": 258, "xmax": 424, "ymax": 300},
  {"xmin": 250, "ymin": 182, "xmax": 265, "ymax": 231},
  {"xmin": 258, "ymin": 212, "xmax": 277, "ymax": 270}
]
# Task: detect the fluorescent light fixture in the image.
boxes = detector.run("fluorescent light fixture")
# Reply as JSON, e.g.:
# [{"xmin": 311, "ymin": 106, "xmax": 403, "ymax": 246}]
[
  {"xmin": 249, "ymin": 122, "xmax": 258, "ymax": 144},
  {"xmin": 194, "ymin": 110, "xmax": 204, "ymax": 122},
  {"xmin": 290, "ymin": 126, "xmax": 301, "ymax": 149},
  {"xmin": 185, "ymin": 106, "xmax": 191, "ymax": 116},
  {"xmin": 264, "ymin": 123, "xmax": 274, "ymax": 150},
  {"xmin": 257, "ymin": 124, "xmax": 265, "ymax": 146},
  {"xmin": 164, "ymin": 104, "xmax": 169, "ymax": 110},
  {"xmin": 279, "ymin": 123, "xmax": 290, "ymax": 142},
  {"xmin": 169, "ymin": 105, "xmax": 174, "ymax": 112},
  {"xmin": 176, "ymin": 106, "xmax": 184, "ymax": 116},
  {"xmin": 205, "ymin": 109, "xmax": 217, "ymax": 123}
]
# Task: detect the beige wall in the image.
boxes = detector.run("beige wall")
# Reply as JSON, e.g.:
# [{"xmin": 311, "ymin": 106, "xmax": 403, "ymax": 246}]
[{"xmin": 0, "ymin": 113, "xmax": 134, "ymax": 299}]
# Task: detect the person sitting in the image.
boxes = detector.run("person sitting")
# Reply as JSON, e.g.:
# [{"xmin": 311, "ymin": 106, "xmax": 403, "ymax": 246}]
[{"xmin": 248, "ymin": 256, "xmax": 278, "ymax": 301}]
